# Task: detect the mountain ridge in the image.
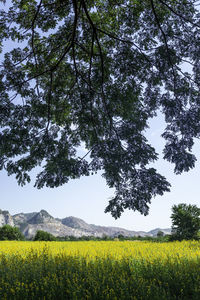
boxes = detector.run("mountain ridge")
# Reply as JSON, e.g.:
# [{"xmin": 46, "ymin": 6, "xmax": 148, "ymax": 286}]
[{"xmin": 0, "ymin": 209, "xmax": 171, "ymax": 239}]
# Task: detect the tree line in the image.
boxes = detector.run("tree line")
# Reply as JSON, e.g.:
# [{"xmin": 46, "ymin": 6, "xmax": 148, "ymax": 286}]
[{"xmin": 0, "ymin": 203, "xmax": 199, "ymax": 241}]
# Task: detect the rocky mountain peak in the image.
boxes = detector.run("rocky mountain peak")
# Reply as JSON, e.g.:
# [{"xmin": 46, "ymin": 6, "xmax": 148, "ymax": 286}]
[
  {"xmin": 28, "ymin": 210, "xmax": 55, "ymax": 224},
  {"xmin": 0, "ymin": 210, "xmax": 14, "ymax": 227},
  {"xmin": 0, "ymin": 208, "xmax": 171, "ymax": 239},
  {"xmin": 13, "ymin": 212, "xmax": 37, "ymax": 225},
  {"xmin": 61, "ymin": 216, "xmax": 92, "ymax": 231}
]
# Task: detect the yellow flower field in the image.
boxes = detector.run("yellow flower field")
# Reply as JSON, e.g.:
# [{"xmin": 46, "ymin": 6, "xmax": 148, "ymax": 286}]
[{"xmin": 0, "ymin": 241, "xmax": 200, "ymax": 299}]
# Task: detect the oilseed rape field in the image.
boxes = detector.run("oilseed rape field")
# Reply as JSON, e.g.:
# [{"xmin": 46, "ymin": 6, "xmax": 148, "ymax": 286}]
[{"xmin": 0, "ymin": 241, "xmax": 200, "ymax": 299}]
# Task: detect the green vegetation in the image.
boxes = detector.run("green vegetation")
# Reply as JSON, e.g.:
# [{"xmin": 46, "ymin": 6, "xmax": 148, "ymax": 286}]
[
  {"xmin": 0, "ymin": 241, "xmax": 199, "ymax": 299},
  {"xmin": 56, "ymin": 234, "xmax": 170, "ymax": 242},
  {"xmin": 0, "ymin": 227, "xmax": 171, "ymax": 242},
  {"xmin": 0, "ymin": 225, "xmax": 24, "ymax": 241},
  {"xmin": 157, "ymin": 230, "xmax": 164, "ymax": 237},
  {"xmin": 33, "ymin": 230, "xmax": 57, "ymax": 241},
  {"xmin": 1, "ymin": 1, "xmax": 200, "ymax": 217},
  {"xmin": 171, "ymin": 203, "xmax": 200, "ymax": 241}
]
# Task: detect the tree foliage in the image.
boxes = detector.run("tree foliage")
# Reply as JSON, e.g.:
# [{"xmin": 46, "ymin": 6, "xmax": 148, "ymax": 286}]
[
  {"xmin": 157, "ymin": 230, "xmax": 164, "ymax": 237},
  {"xmin": 171, "ymin": 203, "xmax": 200, "ymax": 240},
  {"xmin": 0, "ymin": 0, "xmax": 200, "ymax": 218},
  {"xmin": 34, "ymin": 230, "xmax": 57, "ymax": 241},
  {"xmin": 0, "ymin": 225, "xmax": 24, "ymax": 240}
]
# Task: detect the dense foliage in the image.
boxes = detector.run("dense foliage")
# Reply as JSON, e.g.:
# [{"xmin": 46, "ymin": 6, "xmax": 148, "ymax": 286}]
[
  {"xmin": 0, "ymin": 225, "xmax": 24, "ymax": 240},
  {"xmin": 0, "ymin": 240, "xmax": 200, "ymax": 299},
  {"xmin": 171, "ymin": 203, "xmax": 200, "ymax": 240},
  {"xmin": 33, "ymin": 229, "xmax": 57, "ymax": 241},
  {"xmin": 1, "ymin": 0, "xmax": 200, "ymax": 217},
  {"xmin": 56, "ymin": 234, "xmax": 171, "ymax": 242}
]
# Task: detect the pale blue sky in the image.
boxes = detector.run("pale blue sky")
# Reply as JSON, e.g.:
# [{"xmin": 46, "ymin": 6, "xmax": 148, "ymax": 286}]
[
  {"xmin": 1, "ymin": 1, "xmax": 200, "ymax": 231},
  {"xmin": 1, "ymin": 113, "xmax": 199, "ymax": 231}
]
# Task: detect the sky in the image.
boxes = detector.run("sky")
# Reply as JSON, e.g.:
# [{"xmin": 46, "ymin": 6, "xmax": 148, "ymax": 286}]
[
  {"xmin": 1, "ymin": 112, "xmax": 200, "ymax": 232},
  {"xmin": 1, "ymin": 1, "xmax": 200, "ymax": 232}
]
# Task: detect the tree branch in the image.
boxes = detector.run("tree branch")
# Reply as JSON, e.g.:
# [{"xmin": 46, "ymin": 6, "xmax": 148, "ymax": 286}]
[
  {"xmin": 150, "ymin": 0, "xmax": 177, "ymax": 93},
  {"xmin": 158, "ymin": 0, "xmax": 200, "ymax": 29}
]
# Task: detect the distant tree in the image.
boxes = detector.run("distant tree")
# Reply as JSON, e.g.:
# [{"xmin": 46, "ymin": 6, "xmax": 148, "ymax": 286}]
[
  {"xmin": 171, "ymin": 203, "xmax": 200, "ymax": 241},
  {"xmin": 0, "ymin": 225, "xmax": 24, "ymax": 241},
  {"xmin": 67, "ymin": 235, "xmax": 78, "ymax": 241},
  {"xmin": 157, "ymin": 230, "xmax": 164, "ymax": 237},
  {"xmin": 102, "ymin": 234, "xmax": 109, "ymax": 241},
  {"xmin": 117, "ymin": 234, "xmax": 125, "ymax": 240},
  {"xmin": 34, "ymin": 230, "xmax": 57, "ymax": 241},
  {"xmin": 78, "ymin": 235, "xmax": 90, "ymax": 241}
]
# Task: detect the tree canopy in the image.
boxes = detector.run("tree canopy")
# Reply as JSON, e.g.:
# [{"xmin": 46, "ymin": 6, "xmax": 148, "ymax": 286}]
[
  {"xmin": 0, "ymin": 0, "xmax": 200, "ymax": 218},
  {"xmin": 0, "ymin": 225, "xmax": 24, "ymax": 240},
  {"xmin": 171, "ymin": 203, "xmax": 200, "ymax": 240},
  {"xmin": 34, "ymin": 230, "xmax": 57, "ymax": 241}
]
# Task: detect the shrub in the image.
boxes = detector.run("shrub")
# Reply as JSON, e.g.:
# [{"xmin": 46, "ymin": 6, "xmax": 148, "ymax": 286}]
[
  {"xmin": 0, "ymin": 225, "xmax": 24, "ymax": 240},
  {"xmin": 34, "ymin": 230, "xmax": 57, "ymax": 241}
]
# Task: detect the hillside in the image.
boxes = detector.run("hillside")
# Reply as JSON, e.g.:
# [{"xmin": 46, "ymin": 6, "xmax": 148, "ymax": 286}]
[{"xmin": 0, "ymin": 209, "xmax": 171, "ymax": 239}]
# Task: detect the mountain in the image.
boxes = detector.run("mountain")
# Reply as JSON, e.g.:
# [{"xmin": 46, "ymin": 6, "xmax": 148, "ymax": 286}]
[
  {"xmin": 0, "ymin": 209, "xmax": 14, "ymax": 227},
  {"xmin": 13, "ymin": 210, "xmax": 86, "ymax": 239},
  {"xmin": 61, "ymin": 216, "xmax": 93, "ymax": 231},
  {"xmin": 0, "ymin": 209, "xmax": 171, "ymax": 239},
  {"xmin": 13, "ymin": 212, "xmax": 38, "ymax": 225},
  {"xmin": 60, "ymin": 216, "xmax": 144, "ymax": 237},
  {"xmin": 28, "ymin": 210, "xmax": 55, "ymax": 224},
  {"xmin": 147, "ymin": 228, "xmax": 172, "ymax": 236}
]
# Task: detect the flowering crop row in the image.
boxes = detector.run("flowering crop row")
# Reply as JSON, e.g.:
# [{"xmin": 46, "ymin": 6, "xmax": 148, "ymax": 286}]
[{"xmin": 0, "ymin": 240, "xmax": 199, "ymax": 299}]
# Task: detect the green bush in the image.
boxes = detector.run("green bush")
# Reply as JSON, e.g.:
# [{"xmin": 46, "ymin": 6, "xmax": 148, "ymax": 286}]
[
  {"xmin": 0, "ymin": 225, "xmax": 24, "ymax": 240},
  {"xmin": 34, "ymin": 230, "xmax": 57, "ymax": 241}
]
